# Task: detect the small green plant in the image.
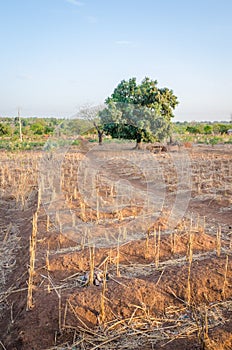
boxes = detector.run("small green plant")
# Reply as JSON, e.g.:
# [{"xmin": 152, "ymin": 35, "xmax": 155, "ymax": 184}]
[
  {"xmin": 209, "ymin": 136, "xmax": 222, "ymax": 146},
  {"xmin": 72, "ymin": 139, "xmax": 80, "ymax": 146}
]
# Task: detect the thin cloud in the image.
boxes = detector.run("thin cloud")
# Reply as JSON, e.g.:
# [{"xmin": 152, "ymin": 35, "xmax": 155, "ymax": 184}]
[{"xmin": 65, "ymin": 0, "xmax": 84, "ymax": 6}]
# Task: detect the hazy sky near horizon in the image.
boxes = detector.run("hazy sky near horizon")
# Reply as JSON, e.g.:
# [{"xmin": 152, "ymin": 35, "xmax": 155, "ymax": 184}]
[{"xmin": 0, "ymin": 0, "xmax": 232, "ymax": 121}]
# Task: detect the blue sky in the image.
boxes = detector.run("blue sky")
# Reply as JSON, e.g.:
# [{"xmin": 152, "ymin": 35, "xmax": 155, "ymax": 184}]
[{"xmin": 0, "ymin": 0, "xmax": 232, "ymax": 121}]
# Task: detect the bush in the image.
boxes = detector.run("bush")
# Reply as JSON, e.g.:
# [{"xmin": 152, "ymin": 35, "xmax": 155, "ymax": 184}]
[
  {"xmin": 0, "ymin": 122, "xmax": 11, "ymax": 136},
  {"xmin": 44, "ymin": 125, "xmax": 54, "ymax": 134},
  {"xmin": 203, "ymin": 125, "xmax": 212, "ymax": 134},
  {"xmin": 186, "ymin": 126, "xmax": 201, "ymax": 134},
  {"xmin": 30, "ymin": 122, "xmax": 45, "ymax": 135},
  {"xmin": 72, "ymin": 139, "xmax": 80, "ymax": 146},
  {"xmin": 209, "ymin": 137, "xmax": 222, "ymax": 146}
]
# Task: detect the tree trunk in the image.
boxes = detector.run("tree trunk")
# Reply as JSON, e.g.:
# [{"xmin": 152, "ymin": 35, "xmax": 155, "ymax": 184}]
[
  {"xmin": 135, "ymin": 132, "xmax": 142, "ymax": 149},
  {"xmin": 98, "ymin": 130, "xmax": 103, "ymax": 145},
  {"xmin": 93, "ymin": 122, "xmax": 103, "ymax": 145},
  {"xmin": 135, "ymin": 140, "xmax": 142, "ymax": 149}
]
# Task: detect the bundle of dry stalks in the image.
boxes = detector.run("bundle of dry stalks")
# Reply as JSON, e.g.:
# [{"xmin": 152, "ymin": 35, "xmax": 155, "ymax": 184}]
[{"xmin": 27, "ymin": 211, "xmax": 37, "ymax": 310}]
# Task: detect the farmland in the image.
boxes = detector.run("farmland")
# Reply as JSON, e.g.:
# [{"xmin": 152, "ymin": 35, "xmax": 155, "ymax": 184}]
[{"xmin": 0, "ymin": 139, "xmax": 231, "ymax": 350}]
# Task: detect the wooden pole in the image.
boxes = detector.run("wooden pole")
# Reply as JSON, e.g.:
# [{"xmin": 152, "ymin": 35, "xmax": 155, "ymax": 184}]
[{"xmin": 18, "ymin": 108, "xmax": 23, "ymax": 142}]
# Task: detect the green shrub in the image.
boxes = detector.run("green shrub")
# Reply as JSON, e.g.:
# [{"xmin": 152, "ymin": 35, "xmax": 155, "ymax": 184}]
[
  {"xmin": 72, "ymin": 139, "xmax": 80, "ymax": 146},
  {"xmin": 209, "ymin": 137, "xmax": 222, "ymax": 146},
  {"xmin": 0, "ymin": 123, "xmax": 11, "ymax": 136}
]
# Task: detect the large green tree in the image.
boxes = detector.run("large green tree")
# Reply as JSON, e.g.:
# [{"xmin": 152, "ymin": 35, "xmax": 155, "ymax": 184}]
[{"xmin": 99, "ymin": 77, "xmax": 178, "ymax": 148}]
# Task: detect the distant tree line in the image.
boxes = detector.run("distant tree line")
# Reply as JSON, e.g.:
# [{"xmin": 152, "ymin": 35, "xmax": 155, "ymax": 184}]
[
  {"xmin": 0, "ymin": 117, "xmax": 61, "ymax": 137},
  {"xmin": 174, "ymin": 122, "xmax": 232, "ymax": 135},
  {"xmin": 0, "ymin": 117, "xmax": 231, "ymax": 139}
]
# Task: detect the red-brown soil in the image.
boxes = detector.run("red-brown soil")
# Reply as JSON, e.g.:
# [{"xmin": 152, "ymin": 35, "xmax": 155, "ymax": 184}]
[{"xmin": 0, "ymin": 144, "xmax": 231, "ymax": 350}]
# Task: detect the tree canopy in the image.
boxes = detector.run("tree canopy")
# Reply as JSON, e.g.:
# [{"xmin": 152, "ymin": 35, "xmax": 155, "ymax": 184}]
[{"xmin": 99, "ymin": 77, "xmax": 178, "ymax": 147}]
